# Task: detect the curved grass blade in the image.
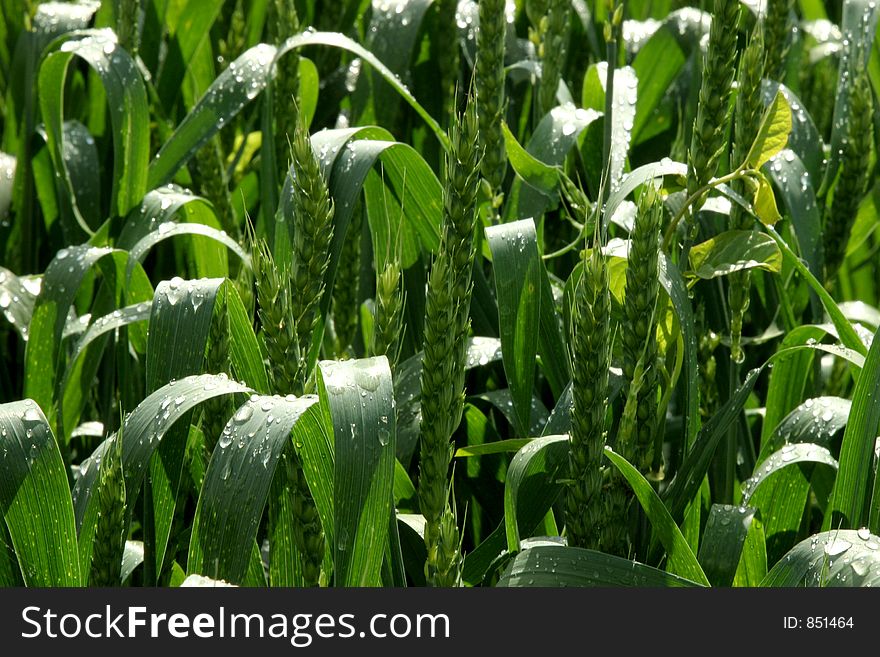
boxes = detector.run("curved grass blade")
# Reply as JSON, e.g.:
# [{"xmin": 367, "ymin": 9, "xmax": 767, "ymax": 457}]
[
  {"xmin": 276, "ymin": 32, "xmax": 448, "ymax": 150},
  {"xmin": 0, "ymin": 400, "xmax": 80, "ymax": 586},
  {"xmin": 60, "ymin": 301, "xmax": 152, "ymax": 405},
  {"xmin": 39, "ymin": 29, "xmax": 149, "ymax": 224},
  {"xmin": 353, "ymin": 0, "xmax": 434, "ymax": 126},
  {"xmin": 219, "ymin": 280, "xmax": 270, "ymax": 394},
  {"xmin": 272, "ymin": 128, "xmax": 441, "ymax": 370},
  {"xmin": 121, "ymin": 540, "xmax": 144, "ymax": 584},
  {"xmin": 604, "ymin": 160, "xmax": 687, "ymax": 232},
  {"xmin": 750, "ymin": 396, "xmax": 850, "ymax": 561},
  {"xmin": 688, "ymin": 230, "xmax": 782, "ymax": 280},
  {"xmin": 504, "ymin": 435, "xmax": 569, "ymax": 552},
  {"xmin": 0, "ymin": 266, "xmax": 38, "ymax": 341},
  {"xmin": 764, "ymin": 150, "xmax": 823, "ymax": 288},
  {"xmin": 827, "ymin": 325, "xmax": 880, "ymax": 530},
  {"xmin": 766, "ymin": 226, "xmax": 866, "ymax": 355},
  {"xmin": 697, "ymin": 504, "xmax": 757, "ymax": 587},
  {"xmin": 318, "ymin": 357, "xmax": 396, "ymax": 586},
  {"xmin": 761, "ymin": 82, "xmax": 822, "ymax": 180},
  {"xmin": 143, "ymin": 277, "xmax": 225, "ymax": 581},
  {"xmin": 317, "ymin": 127, "xmax": 442, "ymax": 270},
  {"xmin": 24, "ymin": 245, "xmax": 117, "ymax": 431},
  {"xmin": 187, "ymin": 394, "xmax": 322, "ymax": 584},
  {"xmin": 150, "ymin": 31, "xmax": 450, "ymax": 190},
  {"xmin": 498, "ymin": 545, "xmax": 702, "ymax": 587},
  {"xmin": 117, "ymin": 185, "xmax": 236, "ymax": 280},
  {"xmin": 72, "ymin": 374, "xmax": 252, "ymax": 578},
  {"xmin": 734, "ymin": 513, "xmax": 768, "ymax": 587},
  {"xmin": 759, "ymin": 396, "xmax": 851, "ymax": 462},
  {"xmin": 513, "ymin": 103, "xmax": 600, "ymax": 219},
  {"xmin": 48, "ymin": 120, "xmax": 101, "ymax": 233},
  {"xmin": 604, "ymin": 447, "xmax": 709, "ymax": 585},
  {"xmin": 744, "ymin": 443, "xmax": 838, "ymax": 503},
  {"xmin": 760, "ymin": 326, "xmax": 831, "ymax": 449},
  {"xmin": 500, "ymin": 122, "xmax": 560, "ymax": 195},
  {"xmin": 665, "ymin": 342, "xmax": 866, "ymax": 522},
  {"xmin": 59, "ymin": 255, "xmax": 154, "ymax": 442},
  {"xmin": 486, "ymin": 219, "xmax": 541, "ymax": 436},
  {"xmin": 5, "ymin": 2, "xmax": 99, "ymax": 272},
  {"xmin": 125, "ymin": 222, "xmax": 251, "ymax": 282},
  {"xmin": 148, "ymin": 43, "xmax": 277, "ymax": 189},
  {"xmin": 762, "ymin": 529, "xmax": 880, "ymax": 586}
]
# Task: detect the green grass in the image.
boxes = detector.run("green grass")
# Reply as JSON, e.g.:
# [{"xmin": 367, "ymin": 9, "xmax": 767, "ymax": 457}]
[{"xmin": 1, "ymin": 0, "xmax": 880, "ymax": 588}]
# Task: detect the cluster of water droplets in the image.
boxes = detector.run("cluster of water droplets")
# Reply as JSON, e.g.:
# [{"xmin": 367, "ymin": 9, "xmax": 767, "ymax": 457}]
[
  {"xmin": 464, "ymin": 336, "xmax": 503, "ymax": 369},
  {"xmin": 621, "ymin": 18, "xmax": 662, "ymax": 57},
  {"xmin": 34, "ymin": 1, "xmax": 98, "ymax": 35},
  {"xmin": 0, "ymin": 152, "xmax": 16, "ymax": 228},
  {"xmin": 667, "ymin": 7, "xmax": 710, "ymax": 44},
  {"xmin": 794, "ymin": 529, "xmax": 880, "ymax": 586},
  {"xmin": 183, "ymin": 42, "xmax": 275, "ymax": 137},
  {"xmin": 0, "ymin": 267, "xmax": 41, "ymax": 340}
]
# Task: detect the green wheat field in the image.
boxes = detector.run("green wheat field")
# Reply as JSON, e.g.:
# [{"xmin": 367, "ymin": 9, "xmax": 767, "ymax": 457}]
[{"xmin": 1, "ymin": 0, "xmax": 879, "ymax": 588}]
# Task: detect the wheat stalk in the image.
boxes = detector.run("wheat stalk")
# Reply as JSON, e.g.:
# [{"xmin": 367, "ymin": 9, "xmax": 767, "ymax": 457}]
[
  {"xmin": 476, "ymin": 0, "xmax": 507, "ymax": 201},
  {"xmin": 287, "ymin": 119, "xmax": 335, "ymax": 388},
  {"xmin": 764, "ymin": 0, "xmax": 794, "ymax": 81},
  {"xmin": 272, "ymin": 0, "xmax": 301, "ymax": 178},
  {"xmin": 435, "ymin": 0, "xmax": 460, "ymax": 121},
  {"xmin": 372, "ymin": 258, "xmax": 404, "ymax": 370},
  {"xmin": 799, "ymin": 55, "xmax": 837, "ymax": 140},
  {"xmin": 89, "ymin": 432, "xmax": 127, "ymax": 586},
  {"xmin": 824, "ymin": 68, "xmax": 874, "ymax": 283},
  {"xmin": 253, "ymin": 237, "xmax": 300, "ymax": 392},
  {"xmin": 566, "ymin": 244, "xmax": 612, "ymax": 550},
  {"xmin": 620, "ymin": 185, "xmax": 663, "ymax": 475},
  {"xmin": 252, "ymin": 233, "xmax": 326, "ymax": 587},
  {"xmin": 728, "ymin": 24, "xmax": 765, "ymax": 364},
  {"xmin": 538, "ymin": 0, "xmax": 571, "ymax": 116},
  {"xmin": 684, "ymin": 0, "xmax": 740, "ymax": 256},
  {"xmin": 418, "ymin": 96, "xmax": 482, "ymax": 586}
]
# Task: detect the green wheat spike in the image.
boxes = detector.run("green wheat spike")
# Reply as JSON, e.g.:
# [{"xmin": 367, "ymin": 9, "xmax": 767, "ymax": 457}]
[
  {"xmin": 824, "ymin": 68, "xmax": 874, "ymax": 284},
  {"xmin": 418, "ymin": 95, "xmax": 483, "ymax": 586},
  {"xmin": 476, "ymin": 0, "xmax": 508, "ymax": 200},
  {"xmin": 89, "ymin": 433, "xmax": 127, "ymax": 586},
  {"xmin": 729, "ymin": 24, "xmax": 766, "ymax": 364},
  {"xmin": 684, "ymin": 0, "xmax": 740, "ymax": 253}
]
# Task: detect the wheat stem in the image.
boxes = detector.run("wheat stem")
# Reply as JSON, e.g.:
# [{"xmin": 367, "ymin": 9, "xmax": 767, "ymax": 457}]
[
  {"xmin": 476, "ymin": 0, "xmax": 507, "ymax": 203},
  {"xmin": 418, "ymin": 97, "xmax": 482, "ymax": 586},
  {"xmin": 728, "ymin": 24, "xmax": 766, "ymax": 363},
  {"xmin": 89, "ymin": 433, "xmax": 127, "ymax": 586},
  {"xmin": 824, "ymin": 68, "xmax": 874, "ymax": 284},
  {"xmin": 620, "ymin": 185, "xmax": 663, "ymax": 475},
  {"xmin": 683, "ymin": 0, "xmax": 740, "ymax": 261}
]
